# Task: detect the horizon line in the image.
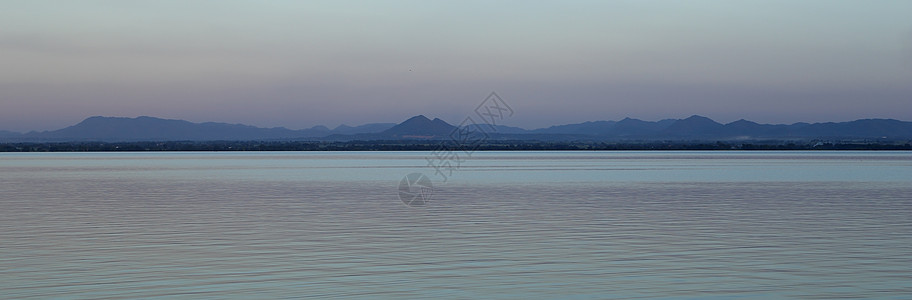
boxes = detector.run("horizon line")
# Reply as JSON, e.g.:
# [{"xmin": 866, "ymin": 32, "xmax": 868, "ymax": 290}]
[{"xmin": 3, "ymin": 114, "xmax": 911, "ymax": 134}]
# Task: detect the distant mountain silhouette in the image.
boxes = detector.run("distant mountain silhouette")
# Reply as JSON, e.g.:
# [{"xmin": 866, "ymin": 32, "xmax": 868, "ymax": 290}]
[
  {"xmin": 381, "ymin": 115, "xmax": 456, "ymax": 138},
  {"xmin": 787, "ymin": 119, "xmax": 912, "ymax": 138},
  {"xmin": 662, "ymin": 115, "xmax": 726, "ymax": 137},
  {"xmin": 2, "ymin": 115, "xmax": 911, "ymax": 142},
  {"xmin": 21, "ymin": 116, "xmax": 302, "ymax": 141},
  {"xmin": 463, "ymin": 123, "xmax": 529, "ymax": 134},
  {"xmin": 607, "ymin": 117, "xmax": 677, "ymax": 137},
  {"xmin": 331, "ymin": 123, "xmax": 396, "ymax": 135},
  {"xmin": 531, "ymin": 121, "xmax": 616, "ymax": 135},
  {"xmin": 0, "ymin": 130, "xmax": 20, "ymax": 139},
  {"xmin": 5, "ymin": 116, "xmax": 394, "ymax": 142}
]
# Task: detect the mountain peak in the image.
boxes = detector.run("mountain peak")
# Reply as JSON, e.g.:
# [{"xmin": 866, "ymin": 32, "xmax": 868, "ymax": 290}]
[
  {"xmin": 404, "ymin": 115, "xmax": 431, "ymax": 122},
  {"xmin": 727, "ymin": 119, "xmax": 758, "ymax": 126},
  {"xmin": 683, "ymin": 115, "xmax": 715, "ymax": 122},
  {"xmin": 80, "ymin": 115, "xmax": 120, "ymax": 123},
  {"xmin": 679, "ymin": 115, "xmax": 721, "ymax": 124},
  {"xmin": 617, "ymin": 117, "xmax": 646, "ymax": 123},
  {"xmin": 663, "ymin": 115, "xmax": 724, "ymax": 136},
  {"xmin": 382, "ymin": 115, "xmax": 456, "ymax": 138}
]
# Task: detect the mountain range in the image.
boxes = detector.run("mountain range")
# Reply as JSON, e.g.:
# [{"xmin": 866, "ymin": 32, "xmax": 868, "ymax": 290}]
[{"xmin": 2, "ymin": 115, "xmax": 911, "ymax": 142}]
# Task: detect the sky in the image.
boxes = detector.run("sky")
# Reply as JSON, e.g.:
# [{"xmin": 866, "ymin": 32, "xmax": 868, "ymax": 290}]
[{"xmin": 2, "ymin": 0, "xmax": 911, "ymax": 132}]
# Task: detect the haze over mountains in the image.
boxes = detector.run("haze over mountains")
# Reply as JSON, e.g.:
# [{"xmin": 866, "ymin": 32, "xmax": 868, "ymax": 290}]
[{"xmin": 2, "ymin": 115, "xmax": 911, "ymax": 143}]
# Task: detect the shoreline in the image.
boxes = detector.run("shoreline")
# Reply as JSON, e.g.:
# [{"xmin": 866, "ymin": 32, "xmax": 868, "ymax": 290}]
[{"xmin": 2, "ymin": 140, "xmax": 910, "ymax": 152}]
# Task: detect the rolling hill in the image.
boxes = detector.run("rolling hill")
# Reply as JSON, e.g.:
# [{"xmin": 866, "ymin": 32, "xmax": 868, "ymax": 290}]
[{"xmin": 2, "ymin": 115, "xmax": 911, "ymax": 142}]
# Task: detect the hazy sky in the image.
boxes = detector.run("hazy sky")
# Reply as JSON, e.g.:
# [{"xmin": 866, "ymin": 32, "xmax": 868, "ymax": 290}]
[{"xmin": 2, "ymin": 1, "xmax": 911, "ymax": 131}]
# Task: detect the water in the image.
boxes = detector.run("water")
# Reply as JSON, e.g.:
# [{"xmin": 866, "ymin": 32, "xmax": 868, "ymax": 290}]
[{"xmin": 1, "ymin": 151, "xmax": 910, "ymax": 299}]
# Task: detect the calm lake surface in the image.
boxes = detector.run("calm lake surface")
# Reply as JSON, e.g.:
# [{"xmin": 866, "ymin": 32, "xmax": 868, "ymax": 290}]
[{"xmin": 1, "ymin": 151, "xmax": 910, "ymax": 299}]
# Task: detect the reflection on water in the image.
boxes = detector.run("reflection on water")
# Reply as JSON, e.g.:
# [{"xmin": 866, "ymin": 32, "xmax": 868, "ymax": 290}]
[{"xmin": 1, "ymin": 151, "xmax": 910, "ymax": 298}]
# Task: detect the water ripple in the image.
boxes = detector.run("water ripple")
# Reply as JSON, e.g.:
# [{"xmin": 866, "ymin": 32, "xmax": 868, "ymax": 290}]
[{"xmin": 1, "ymin": 152, "xmax": 910, "ymax": 298}]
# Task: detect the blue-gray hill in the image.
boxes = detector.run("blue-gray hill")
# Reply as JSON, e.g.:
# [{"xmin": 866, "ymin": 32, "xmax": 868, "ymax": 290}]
[{"xmin": 1, "ymin": 115, "xmax": 911, "ymax": 142}]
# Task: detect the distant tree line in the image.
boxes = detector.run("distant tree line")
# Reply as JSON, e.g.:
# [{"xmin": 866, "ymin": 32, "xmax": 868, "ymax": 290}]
[{"xmin": 1, "ymin": 140, "xmax": 910, "ymax": 152}]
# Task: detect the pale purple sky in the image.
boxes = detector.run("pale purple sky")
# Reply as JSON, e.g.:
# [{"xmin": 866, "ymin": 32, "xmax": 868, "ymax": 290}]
[{"xmin": 2, "ymin": 1, "xmax": 911, "ymax": 132}]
